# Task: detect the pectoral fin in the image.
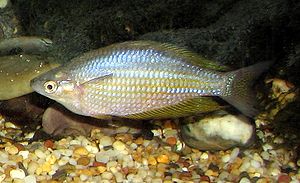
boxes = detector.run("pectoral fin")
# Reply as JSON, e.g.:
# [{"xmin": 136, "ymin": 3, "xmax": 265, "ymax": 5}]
[{"xmin": 80, "ymin": 73, "xmax": 113, "ymax": 86}]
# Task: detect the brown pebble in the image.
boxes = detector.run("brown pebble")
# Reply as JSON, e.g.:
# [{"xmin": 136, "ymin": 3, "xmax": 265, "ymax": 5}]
[
  {"xmin": 115, "ymin": 134, "xmax": 133, "ymax": 142},
  {"xmin": 278, "ymin": 174, "xmax": 291, "ymax": 183},
  {"xmin": 77, "ymin": 157, "xmax": 90, "ymax": 166},
  {"xmin": 132, "ymin": 152, "xmax": 142, "ymax": 162},
  {"xmin": 163, "ymin": 120, "xmax": 175, "ymax": 129},
  {"xmin": 44, "ymin": 139, "xmax": 54, "ymax": 149},
  {"xmin": 166, "ymin": 137, "xmax": 177, "ymax": 146},
  {"xmin": 179, "ymin": 171, "xmax": 192, "ymax": 180},
  {"xmin": 134, "ymin": 137, "xmax": 144, "ymax": 145},
  {"xmin": 200, "ymin": 175, "xmax": 210, "ymax": 182},
  {"xmin": 14, "ymin": 143, "xmax": 25, "ymax": 151}
]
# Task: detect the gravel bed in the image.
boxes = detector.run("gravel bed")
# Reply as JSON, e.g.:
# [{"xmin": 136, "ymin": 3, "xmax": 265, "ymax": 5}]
[{"xmin": 0, "ymin": 114, "xmax": 299, "ymax": 183}]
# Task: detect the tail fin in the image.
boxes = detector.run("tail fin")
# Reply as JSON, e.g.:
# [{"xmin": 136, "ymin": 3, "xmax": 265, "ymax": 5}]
[{"xmin": 221, "ymin": 61, "xmax": 273, "ymax": 118}]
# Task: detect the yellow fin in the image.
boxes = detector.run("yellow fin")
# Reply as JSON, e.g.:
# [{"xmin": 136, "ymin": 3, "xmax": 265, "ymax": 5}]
[{"xmin": 124, "ymin": 97, "xmax": 225, "ymax": 120}]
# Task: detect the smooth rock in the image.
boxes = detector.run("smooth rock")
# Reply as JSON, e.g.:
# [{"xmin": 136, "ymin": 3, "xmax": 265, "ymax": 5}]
[
  {"xmin": 10, "ymin": 169, "xmax": 26, "ymax": 179},
  {"xmin": 181, "ymin": 111, "xmax": 255, "ymax": 150},
  {"xmin": 24, "ymin": 175, "xmax": 37, "ymax": 183},
  {"xmin": 113, "ymin": 141, "xmax": 126, "ymax": 151}
]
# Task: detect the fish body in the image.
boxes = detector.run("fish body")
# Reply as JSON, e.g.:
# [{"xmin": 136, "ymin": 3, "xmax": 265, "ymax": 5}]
[
  {"xmin": 0, "ymin": 54, "xmax": 60, "ymax": 100},
  {"xmin": 31, "ymin": 41, "xmax": 271, "ymax": 119}
]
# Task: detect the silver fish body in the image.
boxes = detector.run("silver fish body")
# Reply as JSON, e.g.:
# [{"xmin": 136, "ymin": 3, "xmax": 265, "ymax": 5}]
[{"xmin": 31, "ymin": 41, "xmax": 271, "ymax": 119}]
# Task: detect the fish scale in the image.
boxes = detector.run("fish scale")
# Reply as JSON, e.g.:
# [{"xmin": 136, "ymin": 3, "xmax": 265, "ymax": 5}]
[{"xmin": 31, "ymin": 41, "xmax": 272, "ymax": 119}]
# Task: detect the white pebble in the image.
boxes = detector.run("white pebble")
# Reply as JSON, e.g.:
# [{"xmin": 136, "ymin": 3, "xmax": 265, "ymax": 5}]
[
  {"xmin": 58, "ymin": 156, "xmax": 69, "ymax": 166},
  {"xmin": 221, "ymin": 154, "xmax": 231, "ymax": 163},
  {"xmin": 0, "ymin": 152, "xmax": 9, "ymax": 163},
  {"xmin": 24, "ymin": 175, "xmax": 37, "ymax": 183},
  {"xmin": 18, "ymin": 150, "xmax": 29, "ymax": 159},
  {"xmin": 200, "ymin": 153, "xmax": 209, "ymax": 160},
  {"xmin": 152, "ymin": 178, "xmax": 163, "ymax": 183},
  {"xmin": 260, "ymin": 151, "xmax": 270, "ymax": 160},
  {"xmin": 86, "ymin": 145, "xmax": 99, "ymax": 153},
  {"xmin": 113, "ymin": 141, "xmax": 126, "ymax": 151},
  {"xmin": 239, "ymin": 177, "xmax": 251, "ymax": 183},
  {"xmin": 10, "ymin": 169, "xmax": 26, "ymax": 179},
  {"xmin": 80, "ymin": 174, "xmax": 89, "ymax": 182},
  {"xmin": 239, "ymin": 160, "xmax": 250, "ymax": 172},
  {"xmin": 69, "ymin": 158, "xmax": 77, "ymax": 165},
  {"xmin": 27, "ymin": 161, "xmax": 39, "ymax": 175},
  {"xmin": 101, "ymin": 171, "xmax": 113, "ymax": 180},
  {"xmin": 34, "ymin": 149, "xmax": 46, "ymax": 159},
  {"xmin": 114, "ymin": 172, "xmax": 124, "ymax": 183},
  {"xmin": 59, "ymin": 149, "xmax": 73, "ymax": 157},
  {"xmin": 262, "ymin": 143, "xmax": 273, "ymax": 151},
  {"xmin": 130, "ymin": 143, "xmax": 138, "ymax": 150},
  {"xmin": 100, "ymin": 136, "xmax": 113, "ymax": 147},
  {"xmin": 69, "ymin": 139, "xmax": 81, "ymax": 146},
  {"xmin": 0, "ymin": 174, "xmax": 5, "ymax": 182},
  {"xmin": 251, "ymin": 160, "xmax": 261, "ymax": 168},
  {"xmin": 96, "ymin": 153, "xmax": 110, "ymax": 163},
  {"xmin": 107, "ymin": 161, "xmax": 118, "ymax": 169},
  {"xmin": 52, "ymin": 150, "xmax": 61, "ymax": 159}
]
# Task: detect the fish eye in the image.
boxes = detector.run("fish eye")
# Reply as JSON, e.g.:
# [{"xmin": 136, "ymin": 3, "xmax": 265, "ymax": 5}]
[{"xmin": 44, "ymin": 81, "xmax": 58, "ymax": 93}]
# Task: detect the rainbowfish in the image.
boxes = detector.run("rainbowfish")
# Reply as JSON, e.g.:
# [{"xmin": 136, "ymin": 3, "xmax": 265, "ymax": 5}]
[{"xmin": 30, "ymin": 41, "xmax": 271, "ymax": 119}]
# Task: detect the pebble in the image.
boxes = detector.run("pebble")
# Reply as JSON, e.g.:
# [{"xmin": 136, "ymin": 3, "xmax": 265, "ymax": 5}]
[
  {"xmin": 277, "ymin": 174, "xmax": 291, "ymax": 183},
  {"xmin": 200, "ymin": 153, "xmax": 209, "ymax": 160},
  {"xmin": 100, "ymin": 136, "xmax": 113, "ymax": 147},
  {"xmin": 44, "ymin": 140, "xmax": 54, "ymax": 149},
  {"xmin": 148, "ymin": 156, "xmax": 157, "ymax": 165},
  {"xmin": 73, "ymin": 146, "xmax": 89, "ymax": 156},
  {"xmin": 101, "ymin": 171, "xmax": 113, "ymax": 180},
  {"xmin": 0, "ymin": 0, "xmax": 9, "ymax": 9},
  {"xmin": 10, "ymin": 169, "xmax": 26, "ymax": 179},
  {"xmin": 18, "ymin": 150, "xmax": 29, "ymax": 159},
  {"xmin": 113, "ymin": 141, "xmax": 126, "ymax": 151},
  {"xmin": 222, "ymin": 154, "xmax": 231, "ymax": 163},
  {"xmin": 5, "ymin": 145, "xmax": 19, "ymax": 155},
  {"xmin": 157, "ymin": 154, "xmax": 170, "ymax": 164},
  {"xmin": 77, "ymin": 157, "xmax": 90, "ymax": 166},
  {"xmin": 24, "ymin": 175, "xmax": 37, "ymax": 183},
  {"xmin": 0, "ymin": 109, "xmax": 297, "ymax": 183},
  {"xmin": 95, "ymin": 152, "xmax": 110, "ymax": 163},
  {"xmin": 239, "ymin": 177, "xmax": 251, "ymax": 183},
  {"xmin": 34, "ymin": 149, "xmax": 46, "ymax": 159},
  {"xmin": 166, "ymin": 137, "xmax": 177, "ymax": 146}
]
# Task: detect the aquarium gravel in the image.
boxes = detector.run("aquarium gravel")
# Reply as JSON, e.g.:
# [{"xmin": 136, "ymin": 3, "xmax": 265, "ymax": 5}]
[{"xmin": 0, "ymin": 115, "xmax": 299, "ymax": 183}]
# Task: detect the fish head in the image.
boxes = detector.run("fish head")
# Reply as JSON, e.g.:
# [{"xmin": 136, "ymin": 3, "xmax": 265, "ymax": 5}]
[{"xmin": 30, "ymin": 68, "xmax": 82, "ymax": 110}]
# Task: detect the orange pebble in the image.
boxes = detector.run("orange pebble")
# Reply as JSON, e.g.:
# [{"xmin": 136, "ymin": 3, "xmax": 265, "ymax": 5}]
[
  {"xmin": 166, "ymin": 137, "xmax": 177, "ymax": 146},
  {"xmin": 92, "ymin": 161, "xmax": 106, "ymax": 167},
  {"xmin": 157, "ymin": 154, "xmax": 170, "ymax": 164}
]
